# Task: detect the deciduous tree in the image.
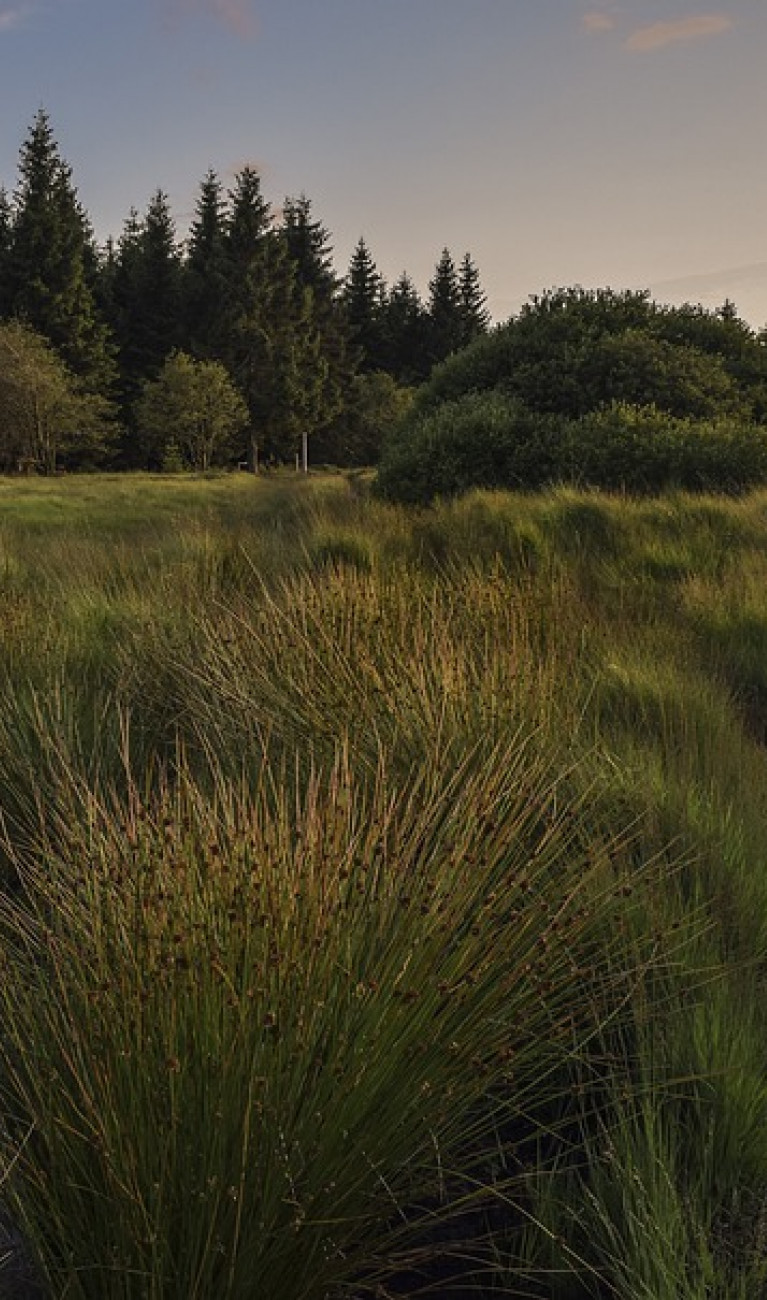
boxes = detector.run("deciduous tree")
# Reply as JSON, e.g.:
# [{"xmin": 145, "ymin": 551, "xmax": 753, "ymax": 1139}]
[
  {"xmin": 135, "ymin": 351, "xmax": 249, "ymax": 471},
  {"xmin": 0, "ymin": 320, "xmax": 114, "ymax": 473}
]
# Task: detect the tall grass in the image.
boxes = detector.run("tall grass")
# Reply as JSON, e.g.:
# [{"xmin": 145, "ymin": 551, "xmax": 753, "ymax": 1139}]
[{"xmin": 1, "ymin": 473, "xmax": 767, "ymax": 1295}]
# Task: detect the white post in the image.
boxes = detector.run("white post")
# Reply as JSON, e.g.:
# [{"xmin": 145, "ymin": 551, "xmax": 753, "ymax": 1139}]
[{"xmin": 301, "ymin": 430, "xmax": 309, "ymax": 474}]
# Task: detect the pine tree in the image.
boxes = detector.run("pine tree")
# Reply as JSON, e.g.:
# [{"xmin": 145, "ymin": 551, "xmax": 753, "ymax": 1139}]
[
  {"xmin": 226, "ymin": 166, "xmax": 271, "ymax": 269},
  {"xmin": 109, "ymin": 195, "xmax": 181, "ymax": 400},
  {"xmin": 427, "ymin": 248, "xmax": 463, "ymax": 366},
  {"xmin": 458, "ymin": 252, "xmax": 491, "ymax": 346},
  {"xmin": 381, "ymin": 272, "xmax": 430, "ymax": 383},
  {"xmin": 216, "ymin": 168, "xmax": 330, "ymax": 463},
  {"xmin": 341, "ymin": 237, "xmax": 386, "ymax": 371},
  {"xmin": 182, "ymin": 169, "xmax": 230, "ymax": 359},
  {"xmin": 136, "ymin": 190, "xmax": 183, "ymax": 375},
  {"xmin": 280, "ymin": 195, "xmax": 357, "ymax": 457},
  {"xmin": 281, "ymin": 194, "xmax": 337, "ymax": 300},
  {"xmin": 7, "ymin": 110, "xmax": 116, "ymax": 397}
]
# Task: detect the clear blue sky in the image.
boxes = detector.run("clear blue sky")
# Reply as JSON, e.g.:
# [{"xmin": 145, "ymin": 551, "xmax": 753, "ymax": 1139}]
[{"xmin": 1, "ymin": 0, "xmax": 767, "ymax": 326}]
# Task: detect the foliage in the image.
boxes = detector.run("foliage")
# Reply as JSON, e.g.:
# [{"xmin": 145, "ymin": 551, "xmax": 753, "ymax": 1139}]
[
  {"xmin": 379, "ymin": 288, "xmax": 767, "ymax": 501},
  {"xmin": 135, "ymin": 351, "xmax": 249, "ymax": 470},
  {"xmin": 376, "ymin": 390, "xmax": 564, "ymax": 503},
  {"xmin": 377, "ymin": 389, "xmax": 767, "ymax": 503},
  {"xmin": 584, "ymin": 328, "xmax": 748, "ymax": 419},
  {"xmin": 570, "ymin": 403, "xmax": 767, "ymax": 494},
  {"xmin": 2, "ymin": 476, "xmax": 767, "ymax": 1291},
  {"xmin": 318, "ymin": 370, "xmax": 414, "ymax": 466},
  {"xmin": 416, "ymin": 287, "xmax": 767, "ymax": 423},
  {"xmin": 340, "ymin": 236, "xmax": 386, "ymax": 371},
  {"xmin": 0, "ymin": 111, "xmax": 495, "ymax": 469},
  {"xmin": 3, "ymin": 109, "xmax": 117, "ymax": 399},
  {"xmin": 0, "ymin": 320, "xmax": 115, "ymax": 473}
]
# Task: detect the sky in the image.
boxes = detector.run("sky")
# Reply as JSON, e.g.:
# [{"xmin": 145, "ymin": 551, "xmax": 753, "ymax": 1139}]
[{"xmin": 1, "ymin": 0, "xmax": 767, "ymax": 327}]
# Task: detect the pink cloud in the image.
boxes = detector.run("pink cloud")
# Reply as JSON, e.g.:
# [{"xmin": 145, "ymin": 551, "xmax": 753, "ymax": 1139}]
[
  {"xmin": 0, "ymin": 6, "xmax": 28, "ymax": 31},
  {"xmin": 625, "ymin": 14, "xmax": 732, "ymax": 52},
  {"xmin": 582, "ymin": 12, "xmax": 616, "ymax": 33},
  {"xmin": 208, "ymin": 0, "xmax": 256, "ymax": 38}
]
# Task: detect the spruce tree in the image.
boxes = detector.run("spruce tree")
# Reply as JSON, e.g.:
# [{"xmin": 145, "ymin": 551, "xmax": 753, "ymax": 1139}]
[
  {"xmin": 182, "ymin": 169, "xmax": 230, "ymax": 360},
  {"xmin": 226, "ymin": 165, "xmax": 271, "ymax": 269},
  {"xmin": 280, "ymin": 195, "xmax": 357, "ymax": 457},
  {"xmin": 341, "ymin": 237, "xmax": 386, "ymax": 371},
  {"xmin": 217, "ymin": 166, "xmax": 276, "ymax": 462},
  {"xmin": 109, "ymin": 196, "xmax": 181, "ymax": 399},
  {"xmin": 102, "ymin": 209, "xmax": 143, "ymax": 375},
  {"xmin": 102, "ymin": 196, "xmax": 182, "ymax": 465},
  {"xmin": 427, "ymin": 248, "xmax": 464, "ymax": 366},
  {"xmin": 7, "ymin": 110, "xmax": 116, "ymax": 397},
  {"xmin": 458, "ymin": 252, "xmax": 491, "ymax": 346},
  {"xmin": 135, "ymin": 190, "xmax": 182, "ymax": 375},
  {"xmin": 218, "ymin": 167, "xmax": 327, "ymax": 463},
  {"xmin": 381, "ymin": 272, "xmax": 430, "ymax": 383},
  {"xmin": 281, "ymin": 194, "xmax": 337, "ymax": 299}
]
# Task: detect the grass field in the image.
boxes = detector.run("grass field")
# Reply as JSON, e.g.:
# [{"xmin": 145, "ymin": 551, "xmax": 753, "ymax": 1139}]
[{"xmin": 2, "ymin": 471, "xmax": 767, "ymax": 1297}]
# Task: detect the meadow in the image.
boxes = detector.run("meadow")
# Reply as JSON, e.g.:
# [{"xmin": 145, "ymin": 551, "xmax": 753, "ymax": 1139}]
[{"xmin": 2, "ymin": 471, "xmax": 767, "ymax": 1297}]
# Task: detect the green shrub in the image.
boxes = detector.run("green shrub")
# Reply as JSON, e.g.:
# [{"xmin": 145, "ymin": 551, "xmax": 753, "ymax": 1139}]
[
  {"xmin": 570, "ymin": 404, "xmax": 767, "ymax": 494},
  {"xmin": 375, "ymin": 392, "xmax": 564, "ymax": 504},
  {"xmin": 378, "ymin": 399, "xmax": 767, "ymax": 505}
]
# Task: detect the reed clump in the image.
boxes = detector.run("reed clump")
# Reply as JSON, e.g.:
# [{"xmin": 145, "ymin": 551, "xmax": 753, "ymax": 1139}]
[{"xmin": 0, "ymin": 473, "xmax": 766, "ymax": 1296}]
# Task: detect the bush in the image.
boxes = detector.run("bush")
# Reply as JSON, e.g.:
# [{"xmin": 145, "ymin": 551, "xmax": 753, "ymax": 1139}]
[
  {"xmin": 414, "ymin": 290, "xmax": 766, "ymax": 425},
  {"xmin": 375, "ymin": 392, "xmax": 564, "ymax": 504},
  {"xmin": 570, "ymin": 404, "xmax": 767, "ymax": 494},
  {"xmin": 377, "ymin": 398, "xmax": 767, "ymax": 504}
]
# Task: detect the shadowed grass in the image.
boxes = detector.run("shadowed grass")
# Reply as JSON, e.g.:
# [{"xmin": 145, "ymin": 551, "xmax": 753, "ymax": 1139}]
[{"xmin": 0, "ymin": 730, "xmax": 659, "ymax": 1299}]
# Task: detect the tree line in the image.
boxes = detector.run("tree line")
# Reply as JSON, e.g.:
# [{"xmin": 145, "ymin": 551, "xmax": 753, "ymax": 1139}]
[{"xmin": 0, "ymin": 111, "xmax": 490, "ymax": 473}]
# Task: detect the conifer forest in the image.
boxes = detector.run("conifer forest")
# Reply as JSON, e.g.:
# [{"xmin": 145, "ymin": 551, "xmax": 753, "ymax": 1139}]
[{"xmin": 0, "ymin": 110, "xmax": 490, "ymax": 475}]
